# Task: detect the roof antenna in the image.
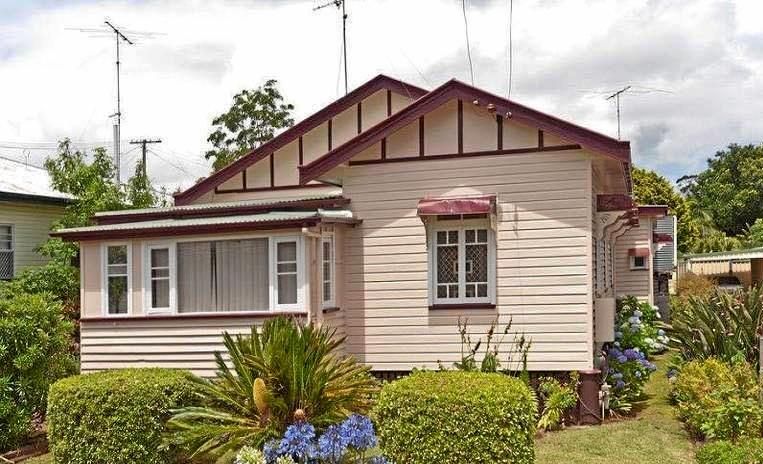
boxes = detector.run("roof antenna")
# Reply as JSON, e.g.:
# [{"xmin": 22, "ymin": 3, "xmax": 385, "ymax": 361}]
[
  {"xmin": 505, "ymin": 0, "xmax": 514, "ymax": 118},
  {"xmin": 314, "ymin": 0, "xmax": 349, "ymax": 95},
  {"xmin": 606, "ymin": 86, "xmax": 631, "ymax": 140}
]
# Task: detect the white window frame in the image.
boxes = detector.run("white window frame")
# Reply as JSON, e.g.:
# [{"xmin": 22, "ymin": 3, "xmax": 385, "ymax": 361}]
[
  {"xmin": 321, "ymin": 234, "xmax": 336, "ymax": 309},
  {"xmin": 101, "ymin": 242, "xmax": 132, "ymax": 316},
  {"xmin": 0, "ymin": 224, "xmax": 14, "ymax": 280},
  {"xmin": 427, "ymin": 218, "xmax": 496, "ymax": 306},
  {"xmin": 270, "ymin": 235, "xmax": 305, "ymax": 312},
  {"xmin": 630, "ymin": 255, "xmax": 648, "ymax": 270},
  {"xmin": 143, "ymin": 242, "xmax": 177, "ymax": 314}
]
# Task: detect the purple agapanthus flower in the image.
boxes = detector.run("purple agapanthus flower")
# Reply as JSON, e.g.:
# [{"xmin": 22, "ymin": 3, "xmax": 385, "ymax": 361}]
[
  {"xmin": 278, "ymin": 422, "xmax": 317, "ymax": 461},
  {"xmin": 340, "ymin": 414, "xmax": 378, "ymax": 451},
  {"xmin": 369, "ymin": 457, "xmax": 392, "ymax": 464},
  {"xmin": 316, "ymin": 424, "xmax": 349, "ymax": 464},
  {"xmin": 263, "ymin": 439, "xmax": 279, "ymax": 463}
]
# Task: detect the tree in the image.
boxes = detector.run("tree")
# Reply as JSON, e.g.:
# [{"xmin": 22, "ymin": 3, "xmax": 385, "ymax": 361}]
[
  {"xmin": 205, "ymin": 80, "xmax": 295, "ymax": 171},
  {"xmin": 680, "ymin": 143, "xmax": 763, "ymax": 236}
]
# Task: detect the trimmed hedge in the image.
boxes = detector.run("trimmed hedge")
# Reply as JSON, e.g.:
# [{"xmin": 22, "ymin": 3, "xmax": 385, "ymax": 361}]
[
  {"xmin": 48, "ymin": 368, "xmax": 202, "ymax": 464},
  {"xmin": 373, "ymin": 371, "xmax": 537, "ymax": 464},
  {"xmin": 697, "ymin": 439, "xmax": 763, "ymax": 464}
]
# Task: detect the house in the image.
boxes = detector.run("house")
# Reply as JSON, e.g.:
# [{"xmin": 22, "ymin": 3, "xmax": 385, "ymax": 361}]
[
  {"xmin": 679, "ymin": 247, "xmax": 763, "ymax": 288},
  {"xmin": 52, "ymin": 75, "xmax": 668, "ymax": 378},
  {"xmin": 0, "ymin": 156, "xmax": 72, "ymax": 279}
]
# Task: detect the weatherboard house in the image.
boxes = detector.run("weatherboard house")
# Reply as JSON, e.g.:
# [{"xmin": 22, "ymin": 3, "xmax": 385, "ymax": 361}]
[{"xmin": 53, "ymin": 75, "xmax": 669, "ymax": 379}]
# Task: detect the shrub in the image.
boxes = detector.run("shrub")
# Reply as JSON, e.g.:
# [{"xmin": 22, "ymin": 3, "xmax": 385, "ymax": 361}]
[
  {"xmin": 674, "ymin": 272, "xmax": 716, "ymax": 304},
  {"xmin": 671, "ymin": 358, "xmax": 762, "ymax": 440},
  {"xmin": 167, "ymin": 317, "xmax": 379, "ymax": 460},
  {"xmin": 697, "ymin": 439, "xmax": 763, "ymax": 464},
  {"xmin": 537, "ymin": 373, "xmax": 579, "ymax": 431},
  {"xmin": 669, "ymin": 286, "xmax": 763, "ymax": 367},
  {"xmin": 615, "ymin": 296, "xmax": 668, "ymax": 355},
  {"xmin": 374, "ymin": 371, "xmax": 537, "ymax": 464},
  {"xmin": 0, "ymin": 291, "xmax": 75, "ymax": 452},
  {"xmin": 48, "ymin": 368, "xmax": 202, "ymax": 464}
]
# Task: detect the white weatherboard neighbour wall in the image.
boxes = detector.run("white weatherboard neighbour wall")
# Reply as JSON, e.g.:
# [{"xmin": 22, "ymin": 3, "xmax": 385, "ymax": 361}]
[{"xmin": 341, "ymin": 150, "xmax": 595, "ymax": 371}]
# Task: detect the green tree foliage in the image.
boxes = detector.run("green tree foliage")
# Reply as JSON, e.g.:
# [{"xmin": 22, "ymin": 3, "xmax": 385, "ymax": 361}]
[
  {"xmin": 166, "ymin": 317, "xmax": 378, "ymax": 459},
  {"xmin": 205, "ymin": 80, "xmax": 295, "ymax": 171},
  {"xmin": 680, "ymin": 143, "xmax": 763, "ymax": 236},
  {"xmin": 0, "ymin": 290, "xmax": 75, "ymax": 451}
]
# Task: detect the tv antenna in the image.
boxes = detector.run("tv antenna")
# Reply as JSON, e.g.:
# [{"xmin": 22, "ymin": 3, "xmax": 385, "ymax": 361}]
[
  {"xmin": 314, "ymin": 0, "xmax": 348, "ymax": 95},
  {"xmin": 606, "ymin": 86, "xmax": 630, "ymax": 140}
]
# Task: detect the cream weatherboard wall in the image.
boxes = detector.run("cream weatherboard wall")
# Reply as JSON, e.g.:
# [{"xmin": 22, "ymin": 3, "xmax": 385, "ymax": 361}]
[
  {"xmin": 614, "ymin": 219, "xmax": 653, "ymax": 303},
  {"xmin": 341, "ymin": 150, "xmax": 595, "ymax": 372},
  {"xmin": 0, "ymin": 201, "xmax": 64, "ymax": 275}
]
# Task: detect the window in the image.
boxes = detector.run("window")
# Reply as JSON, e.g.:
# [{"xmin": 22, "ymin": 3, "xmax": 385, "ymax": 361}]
[
  {"xmin": 274, "ymin": 238, "xmax": 301, "ymax": 309},
  {"xmin": 429, "ymin": 221, "xmax": 494, "ymax": 305},
  {"xmin": 145, "ymin": 244, "xmax": 175, "ymax": 313},
  {"xmin": 322, "ymin": 235, "xmax": 335, "ymax": 308},
  {"xmin": 0, "ymin": 225, "xmax": 13, "ymax": 280},
  {"xmin": 104, "ymin": 244, "xmax": 130, "ymax": 315},
  {"xmin": 177, "ymin": 238, "xmax": 270, "ymax": 313},
  {"xmin": 630, "ymin": 255, "xmax": 647, "ymax": 270}
]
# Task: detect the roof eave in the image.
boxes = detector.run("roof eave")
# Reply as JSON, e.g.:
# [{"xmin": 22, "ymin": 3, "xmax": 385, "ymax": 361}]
[{"xmin": 0, "ymin": 191, "xmax": 74, "ymax": 206}]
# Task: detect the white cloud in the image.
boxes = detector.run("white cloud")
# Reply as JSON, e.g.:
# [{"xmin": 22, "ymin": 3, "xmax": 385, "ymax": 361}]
[{"xmin": 0, "ymin": 0, "xmax": 761, "ymax": 191}]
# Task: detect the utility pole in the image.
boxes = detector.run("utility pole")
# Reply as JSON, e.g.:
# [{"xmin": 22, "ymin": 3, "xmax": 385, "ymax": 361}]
[
  {"xmin": 314, "ymin": 0, "xmax": 348, "ymax": 95},
  {"xmin": 129, "ymin": 139, "xmax": 162, "ymax": 177},
  {"xmin": 606, "ymin": 86, "xmax": 631, "ymax": 140},
  {"xmin": 104, "ymin": 21, "xmax": 134, "ymax": 183}
]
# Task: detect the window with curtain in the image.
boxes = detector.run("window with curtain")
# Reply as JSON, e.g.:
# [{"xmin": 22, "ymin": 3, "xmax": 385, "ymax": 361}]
[
  {"xmin": 105, "ymin": 245, "xmax": 129, "ymax": 314},
  {"xmin": 177, "ymin": 238, "xmax": 270, "ymax": 313},
  {"xmin": 0, "ymin": 225, "xmax": 13, "ymax": 280},
  {"xmin": 148, "ymin": 246, "xmax": 171, "ymax": 311},
  {"xmin": 429, "ymin": 221, "xmax": 494, "ymax": 305}
]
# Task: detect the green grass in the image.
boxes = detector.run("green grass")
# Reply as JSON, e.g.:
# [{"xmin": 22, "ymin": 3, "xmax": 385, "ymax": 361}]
[
  {"xmin": 535, "ymin": 355, "xmax": 696, "ymax": 464},
  {"xmin": 24, "ymin": 454, "xmax": 52, "ymax": 463}
]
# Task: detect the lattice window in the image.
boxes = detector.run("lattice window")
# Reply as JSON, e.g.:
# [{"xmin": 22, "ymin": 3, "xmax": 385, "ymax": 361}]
[
  {"xmin": 431, "ymin": 222, "xmax": 494, "ymax": 304},
  {"xmin": 0, "ymin": 225, "xmax": 12, "ymax": 280}
]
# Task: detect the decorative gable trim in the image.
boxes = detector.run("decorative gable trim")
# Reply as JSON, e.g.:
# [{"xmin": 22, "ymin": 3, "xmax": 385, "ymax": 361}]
[
  {"xmin": 173, "ymin": 75, "xmax": 427, "ymax": 206},
  {"xmin": 299, "ymin": 79, "xmax": 631, "ymax": 184}
]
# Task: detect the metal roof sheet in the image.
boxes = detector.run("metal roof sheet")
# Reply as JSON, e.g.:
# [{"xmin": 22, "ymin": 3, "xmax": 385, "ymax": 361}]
[
  {"xmin": 0, "ymin": 156, "xmax": 72, "ymax": 201},
  {"xmin": 684, "ymin": 246, "xmax": 763, "ymax": 262}
]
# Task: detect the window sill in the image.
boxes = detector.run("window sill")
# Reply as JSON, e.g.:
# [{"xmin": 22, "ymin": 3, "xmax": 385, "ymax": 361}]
[
  {"xmin": 428, "ymin": 303, "xmax": 496, "ymax": 311},
  {"xmin": 322, "ymin": 306, "xmax": 341, "ymax": 314},
  {"xmin": 82, "ymin": 311, "xmax": 308, "ymax": 322}
]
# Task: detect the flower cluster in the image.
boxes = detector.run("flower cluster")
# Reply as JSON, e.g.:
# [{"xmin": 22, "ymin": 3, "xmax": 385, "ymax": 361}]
[{"xmin": 243, "ymin": 415, "xmax": 391, "ymax": 464}]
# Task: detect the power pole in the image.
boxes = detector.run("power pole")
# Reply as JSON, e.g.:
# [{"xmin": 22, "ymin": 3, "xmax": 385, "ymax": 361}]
[
  {"xmin": 104, "ymin": 21, "xmax": 134, "ymax": 183},
  {"xmin": 314, "ymin": 0, "xmax": 348, "ymax": 95},
  {"xmin": 129, "ymin": 139, "xmax": 162, "ymax": 177},
  {"xmin": 606, "ymin": 86, "xmax": 631, "ymax": 140}
]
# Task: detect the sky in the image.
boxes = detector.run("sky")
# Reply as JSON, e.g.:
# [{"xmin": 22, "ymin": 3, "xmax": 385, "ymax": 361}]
[{"xmin": 0, "ymin": 0, "xmax": 761, "ymax": 193}]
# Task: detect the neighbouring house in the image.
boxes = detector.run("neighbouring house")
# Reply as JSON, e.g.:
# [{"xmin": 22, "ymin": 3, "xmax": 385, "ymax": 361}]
[
  {"xmin": 679, "ymin": 247, "xmax": 763, "ymax": 289},
  {"xmin": 52, "ymin": 75, "xmax": 670, "ymax": 379},
  {"xmin": 0, "ymin": 156, "xmax": 72, "ymax": 279}
]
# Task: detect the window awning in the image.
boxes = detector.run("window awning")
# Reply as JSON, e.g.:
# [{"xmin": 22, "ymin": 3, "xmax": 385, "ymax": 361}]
[
  {"xmin": 628, "ymin": 248, "xmax": 650, "ymax": 257},
  {"xmin": 653, "ymin": 233, "xmax": 673, "ymax": 243},
  {"xmin": 417, "ymin": 195, "xmax": 496, "ymax": 216}
]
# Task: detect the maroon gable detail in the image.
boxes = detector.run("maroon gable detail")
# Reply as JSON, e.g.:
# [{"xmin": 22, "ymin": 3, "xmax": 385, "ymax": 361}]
[
  {"xmin": 300, "ymin": 79, "xmax": 631, "ymax": 184},
  {"xmin": 597, "ymin": 194, "xmax": 635, "ymax": 212},
  {"xmin": 628, "ymin": 248, "xmax": 651, "ymax": 257},
  {"xmin": 637, "ymin": 205, "xmax": 669, "ymax": 217},
  {"xmin": 173, "ymin": 75, "xmax": 427, "ymax": 206}
]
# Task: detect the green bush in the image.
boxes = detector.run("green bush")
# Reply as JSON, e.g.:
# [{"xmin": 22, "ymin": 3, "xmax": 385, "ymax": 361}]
[
  {"xmin": 0, "ymin": 290, "xmax": 75, "ymax": 452},
  {"xmin": 48, "ymin": 368, "xmax": 202, "ymax": 464},
  {"xmin": 373, "ymin": 371, "xmax": 537, "ymax": 464},
  {"xmin": 697, "ymin": 439, "xmax": 763, "ymax": 464},
  {"xmin": 669, "ymin": 286, "xmax": 763, "ymax": 367},
  {"xmin": 672, "ymin": 358, "xmax": 762, "ymax": 440}
]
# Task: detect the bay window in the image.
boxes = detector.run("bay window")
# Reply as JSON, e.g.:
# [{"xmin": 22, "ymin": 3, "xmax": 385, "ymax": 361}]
[{"xmin": 429, "ymin": 219, "xmax": 495, "ymax": 306}]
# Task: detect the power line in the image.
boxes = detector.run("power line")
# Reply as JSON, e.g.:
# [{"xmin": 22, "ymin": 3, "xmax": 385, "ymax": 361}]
[
  {"xmin": 461, "ymin": 0, "xmax": 475, "ymax": 86},
  {"xmin": 130, "ymin": 138, "xmax": 162, "ymax": 177},
  {"xmin": 147, "ymin": 148, "xmax": 196, "ymax": 178}
]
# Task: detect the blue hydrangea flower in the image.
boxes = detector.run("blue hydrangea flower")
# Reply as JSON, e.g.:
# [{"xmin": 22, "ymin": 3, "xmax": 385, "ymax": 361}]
[
  {"xmin": 612, "ymin": 372, "xmax": 623, "ymax": 380},
  {"xmin": 316, "ymin": 424, "xmax": 349, "ymax": 463},
  {"xmin": 340, "ymin": 414, "xmax": 378, "ymax": 451},
  {"xmin": 634, "ymin": 310, "xmax": 643, "ymax": 317},
  {"xmin": 614, "ymin": 341, "xmax": 621, "ymax": 347},
  {"xmin": 624, "ymin": 348, "xmax": 639, "ymax": 360},
  {"xmin": 615, "ymin": 379, "xmax": 626, "ymax": 389},
  {"xmin": 635, "ymin": 370, "xmax": 642, "ymax": 378},
  {"xmin": 617, "ymin": 355, "xmax": 627, "ymax": 363},
  {"xmin": 657, "ymin": 329, "xmax": 665, "ymax": 336},
  {"xmin": 628, "ymin": 316, "xmax": 640, "ymax": 324},
  {"xmin": 615, "ymin": 331, "xmax": 623, "ymax": 340},
  {"xmin": 277, "ymin": 422, "xmax": 316, "ymax": 461}
]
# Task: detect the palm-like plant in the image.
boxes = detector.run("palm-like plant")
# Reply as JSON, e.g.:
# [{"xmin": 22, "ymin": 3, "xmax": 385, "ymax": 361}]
[
  {"xmin": 166, "ymin": 317, "xmax": 379, "ymax": 459},
  {"xmin": 669, "ymin": 285, "xmax": 763, "ymax": 367}
]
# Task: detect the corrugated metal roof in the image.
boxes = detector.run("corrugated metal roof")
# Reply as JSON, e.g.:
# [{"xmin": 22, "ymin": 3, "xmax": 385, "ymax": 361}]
[
  {"xmin": 54, "ymin": 210, "xmax": 354, "ymax": 235},
  {"xmin": 684, "ymin": 246, "xmax": 763, "ymax": 262},
  {"xmin": 94, "ymin": 192, "xmax": 343, "ymax": 217},
  {"xmin": 0, "ymin": 156, "xmax": 72, "ymax": 201}
]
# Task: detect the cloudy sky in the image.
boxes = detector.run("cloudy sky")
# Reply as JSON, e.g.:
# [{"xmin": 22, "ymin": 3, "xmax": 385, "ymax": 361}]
[{"xmin": 0, "ymin": 0, "xmax": 761, "ymax": 192}]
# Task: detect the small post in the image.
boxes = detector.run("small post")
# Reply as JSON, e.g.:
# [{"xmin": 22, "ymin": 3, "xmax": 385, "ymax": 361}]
[{"xmin": 578, "ymin": 369, "xmax": 602, "ymax": 425}]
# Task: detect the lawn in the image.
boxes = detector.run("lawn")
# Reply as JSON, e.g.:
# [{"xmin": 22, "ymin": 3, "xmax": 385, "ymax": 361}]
[{"xmin": 535, "ymin": 355, "xmax": 696, "ymax": 464}]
